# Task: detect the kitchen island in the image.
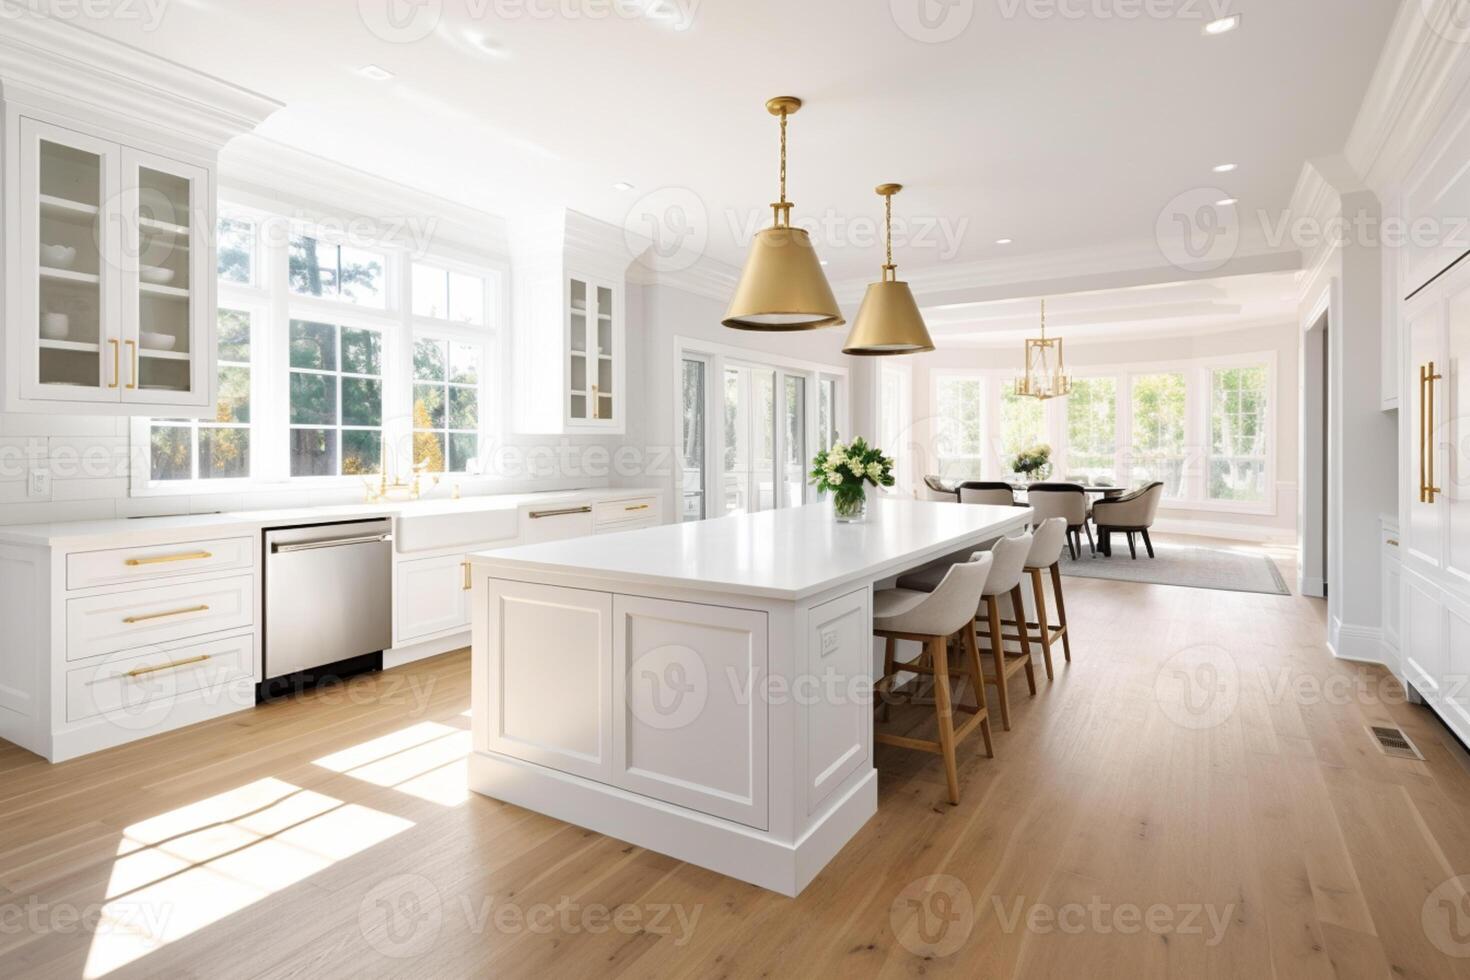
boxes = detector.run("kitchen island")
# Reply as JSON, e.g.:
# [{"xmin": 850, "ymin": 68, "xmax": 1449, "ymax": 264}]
[{"xmin": 467, "ymin": 498, "xmax": 1032, "ymax": 895}]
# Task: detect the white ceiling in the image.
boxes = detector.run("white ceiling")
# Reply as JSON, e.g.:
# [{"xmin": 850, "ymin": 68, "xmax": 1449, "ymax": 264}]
[
  {"xmin": 71, "ymin": 0, "xmax": 1395, "ymax": 281},
  {"xmin": 921, "ymin": 270, "xmax": 1301, "ymax": 346}
]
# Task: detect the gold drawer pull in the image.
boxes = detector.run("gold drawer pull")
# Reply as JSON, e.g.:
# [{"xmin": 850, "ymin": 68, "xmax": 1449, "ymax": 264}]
[
  {"xmin": 125, "ymin": 551, "xmax": 213, "ymax": 567},
  {"xmin": 123, "ymin": 604, "xmax": 209, "ymax": 625},
  {"xmin": 126, "ymin": 654, "xmax": 211, "ymax": 678},
  {"xmin": 1387, "ymin": 538, "xmax": 1400, "ymax": 548},
  {"xmin": 625, "ymin": 503, "xmax": 650, "ymax": 512},
  {"xmin": 530, "ymin": 506, "xmax": 593, "ymax": 519},
  {"xmin": 461, "ymin": 559, "xmax": 472, "ymax": 592}
]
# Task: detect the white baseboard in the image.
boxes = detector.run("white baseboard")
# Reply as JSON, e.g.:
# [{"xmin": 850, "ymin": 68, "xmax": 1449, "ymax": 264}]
[
  {"xmin": 384, "ymin": 633, "xmax": 469, "ymax": 669},
  {"xmin": 1152, "ymin": 517, "xmax": 1294, "ymax": 544},
  {"xmin": 1329, "ymin": 617, "xmax": 1394, "ymax": 671},
  {"xmin": 1300, "ymin": 576, "xmax": 1326, "ymax": 598}
]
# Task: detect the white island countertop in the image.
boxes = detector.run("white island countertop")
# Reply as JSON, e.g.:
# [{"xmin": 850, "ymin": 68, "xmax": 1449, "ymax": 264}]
[{"xmin": 472, "ymin": 498, "xmax": 1032, "ymax": 602}]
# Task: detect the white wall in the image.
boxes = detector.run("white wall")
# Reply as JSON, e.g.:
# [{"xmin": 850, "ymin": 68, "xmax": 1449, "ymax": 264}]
[{"xmin": 901, "ymin": 321, "xmax": 1302, "ymax": 541}]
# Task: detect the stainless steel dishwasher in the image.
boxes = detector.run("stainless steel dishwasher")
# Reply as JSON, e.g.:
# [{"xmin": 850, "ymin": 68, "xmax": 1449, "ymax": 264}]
[{"xmin": 264, "ymin": 520, "xmax": 393, "ymax": 686}]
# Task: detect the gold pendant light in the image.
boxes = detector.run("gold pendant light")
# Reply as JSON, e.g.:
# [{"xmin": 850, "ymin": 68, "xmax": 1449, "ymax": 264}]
[
  {"xmin": 1014, "ymin": 299, "xmax": 1073, "ymax": 400},
  {"xmin": 723, "ymin": 97, "xmax": 844, "ymax": 332},
  {"xmin": 842, "ymin": 183, "xmax": 936, "ymax": 356}
]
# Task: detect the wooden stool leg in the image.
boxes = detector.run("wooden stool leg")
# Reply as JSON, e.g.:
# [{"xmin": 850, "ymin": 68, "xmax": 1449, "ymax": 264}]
[
  {"xmin": 1010, "ymin": 586, "xmax": 1038, "ymax": 696},
  {"xmin": 880, "ymin": 636, "xmax": 896, "ymax": 721},
  {"xmin": 962, "ymin": 625, "xmax": 993, "ymax": 758},
  {"xmin": 983, "ymin": 596, "xmax": 1011, "ymax": 731},
  {"xmin": 929, "ymin": 637, "xmax": 961, "ymax": 805},
  {"xmin": 1051, "ymin": 563, "xmax": 1072, "ymax": 663},
  {"xmin": 1030, "ymin": 568, "xmax": 1055, "ymax": 681}
]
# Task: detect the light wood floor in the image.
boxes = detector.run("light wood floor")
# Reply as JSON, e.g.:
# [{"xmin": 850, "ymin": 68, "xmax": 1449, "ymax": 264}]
[{"xmin": 5, "ymin": 536, "xmax": 1470, "ymax": 979}]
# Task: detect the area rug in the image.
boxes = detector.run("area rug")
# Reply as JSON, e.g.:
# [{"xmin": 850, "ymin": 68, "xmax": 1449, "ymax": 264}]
[{"xmin": 1059, "ymin": 542, "xmax": 1290, "ymax": 596}]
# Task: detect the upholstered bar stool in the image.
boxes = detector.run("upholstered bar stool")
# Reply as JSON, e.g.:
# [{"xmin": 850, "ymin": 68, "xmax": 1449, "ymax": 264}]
[
  {"xmin": 999, "ymin": 517, "xmax": 1072, "ymax": 678},
  {"xmin": 899, "ymin": 533, "xmax": 1036, "ymax": 731},
  {"xmin": 872, "ymin": 553, "xmax": 996, "ymax": 805}
]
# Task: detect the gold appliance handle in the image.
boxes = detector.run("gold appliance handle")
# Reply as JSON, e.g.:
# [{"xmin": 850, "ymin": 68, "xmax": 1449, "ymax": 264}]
[
  {"xmin": 126, "ymin": 654, "xmax": 210, "ymax": 678},
  {"xmin": 123, "ymin": 604, "xmax": 209, "ymax": 625},
  {"xmin": 125, "ymin": 551, "xmax": 213, "ymax": 567},
  {"xmin": 1420, "ymin": 364, "xmax": 1429, "ymax": 503},
  {"xmin": 124, "ymin": 339, "xmax": 137, "ymax": 390},
  {"xmin": 1428, "ymin": 361, "xmax": 1444, "ymax": 503},
  {"xmin": 108, "ymin": 339, "xmax": 120, "ymax": 389}
]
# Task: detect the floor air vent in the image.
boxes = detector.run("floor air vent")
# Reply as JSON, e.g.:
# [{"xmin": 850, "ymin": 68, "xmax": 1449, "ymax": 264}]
[{"xmin": 1368, "ymin": 725, "xmax": 1425, "ymax": 761}]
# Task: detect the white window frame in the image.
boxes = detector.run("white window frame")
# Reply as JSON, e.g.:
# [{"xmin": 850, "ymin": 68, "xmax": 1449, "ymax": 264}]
[
  {"xmin": 285, "ymin": 314, "xmax": 390, "ymax": 480},
  {"xmin": 410, "ymin": 327, "xmax": 491, "ymax": 475},
  {"xmin": 672, "ymin": 336, "xmax": 849, "ymax": 523},
  {"xmin": 1205, "ymin": 362, "xmax": 1273, "ymax": 505},
  {"xmin": 929, "ymin": 370, "xmax": 990, "ymax": 482}
]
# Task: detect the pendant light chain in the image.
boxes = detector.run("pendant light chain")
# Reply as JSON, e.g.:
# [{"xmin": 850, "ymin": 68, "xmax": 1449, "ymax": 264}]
[{"xmin": 778, "ymin": 108, "xmax": 788, "ymax": 208}]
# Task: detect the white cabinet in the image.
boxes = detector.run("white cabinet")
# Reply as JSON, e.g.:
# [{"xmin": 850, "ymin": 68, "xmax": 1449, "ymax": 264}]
[
  {"xmin": 484, "ymin": 581, "xmax": 614, "ymax": 783},
  {"xmin": 612, "ymin": 596, "xmax": 768, "ymax": 829},
  {"xmin": 510, "ymin": 211, "xmax": 628, "ymax": 435},
  {"xmin": 5, "ymin": 108, "xmax": 216, "ymax": 415},
  {"xmin": 1382, "ymin": 521, "xmax": 1401, "ymax": 659},
  {"xmin": 395, "ymin": 553, "xmax": 472, "ymax": 645}
]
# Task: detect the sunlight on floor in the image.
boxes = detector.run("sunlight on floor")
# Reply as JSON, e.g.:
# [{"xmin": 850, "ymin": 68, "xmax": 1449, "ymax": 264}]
[
  {"xmin": 313, "ymin": 721, "xmax": 473, "ymax": 806},
  {"xmin": 82, "ymin": 778, "xmax": 413, "ymax": 979}
]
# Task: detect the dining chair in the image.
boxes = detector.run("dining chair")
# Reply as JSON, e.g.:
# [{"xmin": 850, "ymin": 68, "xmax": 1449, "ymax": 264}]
[
  {"xmin": 921, "ymin": 475, "xmax": 959, "ymax": 502},
  {"xmin": 1092, "ymin": 482, "xmax": 1165, "ymax": 559},
  {"xmin": 958, "ymin": 481, "xmax": 1017, "ymax": 507},
  {"xmin": 900, "ymin": 533, "xmax": 1036, "ymax": 731},
  {"xmin": 872, "ymin": 552, "xmax": 996, "ymax": 805},
  {"xmin": 1025, "ymin": 483, "xmax": 1092, "ymax": 559}
]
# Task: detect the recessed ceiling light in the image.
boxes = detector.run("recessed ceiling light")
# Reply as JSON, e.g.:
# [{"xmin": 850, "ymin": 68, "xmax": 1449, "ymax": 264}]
[
  {"xmin": 1203, "ymin": 15, "xmax": 1241, "ymax": 35},
  {"xmin": 1213, "ymin": 163, "xmax": 1238, "ymax": 173},
  {"xmin": 996, "ymin": 238, "xmax": 1013, "ymax": 245},
  {"xmin": 613, "ymin": 181, "xmax": 635, "ymax": 192},
  {"xmin": 358, "ymin": 64, "xmax": 395, "ymax": 81},
  {"xmin": 1216, "ymin": 197, "xmax": 1239, "ymax": 207}
]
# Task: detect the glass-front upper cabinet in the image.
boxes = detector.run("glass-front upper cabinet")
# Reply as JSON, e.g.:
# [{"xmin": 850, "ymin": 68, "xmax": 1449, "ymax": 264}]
[
  {"xmin": 567, "ymin": 275, "xmax": 620, "ymax": 428},
  {"xmin": 7, "ymin": 115, "xmax": 214, "ymax": 416}
]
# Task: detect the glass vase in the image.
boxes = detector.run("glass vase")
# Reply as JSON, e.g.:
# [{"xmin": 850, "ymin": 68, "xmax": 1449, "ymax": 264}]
[{"xmin": 833, "ymin": 491, "xmax": 867, "ymax": 523}]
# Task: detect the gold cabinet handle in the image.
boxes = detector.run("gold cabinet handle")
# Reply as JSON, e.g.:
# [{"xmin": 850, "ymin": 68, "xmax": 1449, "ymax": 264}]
[
  {"xmin": 1387, "ymin": 538, "xmax": 1400, "ymax": 548},
  {"xmin": 124, "ymin": 339, "xmax": 137, "ymax": 390},
  {"xmin": 461, "ymin": 559, "xmax": 472, "ymax": 592},
  {"xmin": 1428, "ymin": 360, "xmax": 1443, "ymax": 503},
  {"xmin": 1420, "ymin": 364, "xmax": 1429, "ymax": 503},
  {"xmin": 108, "ymin": 339, "xmax": 120, "ymax": 389},
  {"xmin": 529, "ymin": 506, "xmax": 593, "ymax": 519},
  {"xmin": 624, "ymin": 503, "xmax": 650, "ymax": 512},
  {"xmin": 126, "ymin": 654, "xmax": 210, "ymax": 678},
  {"xmin": 125, "ymin": 551, "xmax": 213, "ymax": 567},
  {"xmin": 591, "ymin": 383, "xmax": 600, "ymax": 420},
  {"xmin": 123, "ymin": 604, "xmax": 209, "ymax": 625}
]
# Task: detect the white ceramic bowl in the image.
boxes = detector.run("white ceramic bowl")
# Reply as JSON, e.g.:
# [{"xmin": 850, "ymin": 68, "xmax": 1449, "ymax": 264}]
[
  {"xmin": 140, "ymin": 266, "xmax": 175, "ymax": 285},
  {"xmin": 140, "ymin": 331, "xmax": 176, "ymax": 351},
  {"xmin": 40, "ymin": 245, "xmax": 76, "ymax": 269},
  {"xmin": 40, "ymin": 313, "xmax": 69, "ymax": 340}
]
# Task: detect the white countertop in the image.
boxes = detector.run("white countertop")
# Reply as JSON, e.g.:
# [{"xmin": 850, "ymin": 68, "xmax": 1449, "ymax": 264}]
[
  {"xmin": 471, "ymin": 498, "xmax": 1033, "ymax": 601},
  {"xmin": 0, "ymin": 487, "xmax": 663, "ymax": 549}
]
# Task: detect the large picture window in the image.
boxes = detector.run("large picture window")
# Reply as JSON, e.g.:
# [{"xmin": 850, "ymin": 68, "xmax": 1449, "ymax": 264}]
[
  {"xmin": 1130, "ymin": 372, "xmax": 1188, "ymax": 497},
  {"xmin": 288, "ymin": 319, "xmax": 384, "ymax": 476},
  {"xmin": 1209, "ymin": 365, "xmax": 1269, "ymax": 502},
  {"xmin": 1065, "ymin": 376, "xmax": 1118, "ymax": 486},
  {"xmin": 934, "ymin": 375, "xmax": 986, "ymax": 481},
  {"xmin": 998, "ymin": 386, "xmax": 1046, "ymax": 474},
  {"xmin": 413, "ymin": 337, "xmax": 483, "ymax": 473}
]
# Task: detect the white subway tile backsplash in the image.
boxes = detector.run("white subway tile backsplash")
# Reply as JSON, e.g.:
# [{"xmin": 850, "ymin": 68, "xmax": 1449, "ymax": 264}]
[
  {"xmin": 52, "ymin": 477, "xmax": 131, "ymax": 501},
  {"xmin": 0, "ymin": 414, "xmax": 123, "ymax": 438},
  {"xmin": 0, "ymin": 499, "xmax": 118, "ymax": 527}
]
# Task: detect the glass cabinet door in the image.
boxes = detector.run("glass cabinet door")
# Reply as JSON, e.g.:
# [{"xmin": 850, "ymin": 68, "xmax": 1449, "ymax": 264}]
[
  {"xmin": 121, "ymin": 150, "xmax": 209, "ymax": 404},
  {"xmin": 569, "ymin": 277, "xmax": 590, "ymax": 421},
  {"xmin": 567, "ymin": 277, "xmax": 618, "ymax": 426},
  {"xmin": 594, "ymin": 284, "xmax": 615, "ymax": 422},
  {"xmin": 22, "ymin": 120, "xmax": 118, "ymax": 401}
]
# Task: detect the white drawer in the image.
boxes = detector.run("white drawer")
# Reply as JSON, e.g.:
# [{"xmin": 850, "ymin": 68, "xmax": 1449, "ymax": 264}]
[
  {"xmin": 594, "ymin": 496, "xmax": 661, "ymax": 529},
  {"xmin": 68, "ymin": 536, "xmax": 254, "ymax": 591},
  {"xmin": 1383, "ymin": 526, "xmax": 1402, "ymax": 562},
  {"xmin": 595, "ymin": 517, "xmax": 661, "ymax": 535},
  {"xmin": 67, "ymin": 573, "xmax": 254, "ymax": 662},
  {"xmin": 65, "ymin": 633, "xmax": 255, "ymax": 723}
]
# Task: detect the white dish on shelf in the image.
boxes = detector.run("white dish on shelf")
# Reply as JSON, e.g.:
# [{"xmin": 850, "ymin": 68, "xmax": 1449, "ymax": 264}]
[
  {"xmin": 140, "ymin": 266, "xmax": 176, "ymax": 285},
  {"xmin": 40, "ymin": 313, "xmax": 70, "ymax": 340},
  {"xmin": 40, "ymin": 245, "xmax": 77, "ymax": 269},
  {"xmin": 140, "ymin": 331, "xmax": 177, "ymax": 351}
]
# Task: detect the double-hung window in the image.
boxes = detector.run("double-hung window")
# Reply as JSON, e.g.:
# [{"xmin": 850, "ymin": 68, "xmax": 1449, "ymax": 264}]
[
  {"xmin": 149, "ymin": 306, "xmax": 254, "ymax": 482},
  {"xmin": 1065, "ymin": 376, "xmax": 1118, "ymax": 486},
  {"xmin": 1129, "ymin": 372, "xmax": 1188, "ymax": 497},
  {"xmin": 412, "ymin": 337, "xmax": 483, "ymax": 473},
  {"xmin": 288, "ymin": 319, "xmax": 384, "ymax": 476},
  {"xmin": 1208, "ymin": 365, "xmax": 1269, "ymax": 502},
  {"xmin": 933, "ymin": 375, "xmax": 986, "ymax": 481}
]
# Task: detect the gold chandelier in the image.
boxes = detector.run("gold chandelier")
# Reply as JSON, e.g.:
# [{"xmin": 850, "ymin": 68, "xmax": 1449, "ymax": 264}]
[
  {"xmin": 723, "ymin": 97, "xmax": 844, "ymax": 332},
  {"xmin": 1014, "ymin": 300, "xmax": 1072, "ymax": 400},
  {"xmin": 842, "ymin": 183, "xmax": 935, "ymax": 356}
]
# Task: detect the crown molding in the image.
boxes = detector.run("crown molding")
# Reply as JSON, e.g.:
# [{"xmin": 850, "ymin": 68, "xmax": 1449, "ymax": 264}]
[
  {"xmin": 221, "ymin": 135, "xmax": 509, "ymax": 260},
  {"xmin": 0, "ymin": 2, "xmax": 280, "ymax": 152},
  {"xmin": 1343, "ymin": 0, "xmax": 1470, "ymax": 194},
  {"xmin": 626, "ymin": 253, "xmax": 741, "ymax": 303}
]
